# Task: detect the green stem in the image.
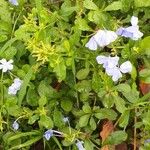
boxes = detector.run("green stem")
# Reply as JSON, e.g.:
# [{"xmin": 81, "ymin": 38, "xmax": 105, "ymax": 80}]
[
  {"xmin": 0, "ymin": 72, "xmax": 3, "ymax": 107},
  {"xmin": 138, "ymin": 92, "xmax": 150, "ymax": 102},
  {"xmin": 11, "ymin": 11, "xmax": 22, "ymax": 38},
  {"xmin": 34, "ymin": 0, "xmax": 42, "ymax": 24}
]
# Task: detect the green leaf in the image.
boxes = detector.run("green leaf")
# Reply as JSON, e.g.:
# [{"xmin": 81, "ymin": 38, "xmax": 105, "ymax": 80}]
[
  {"xmin": 0, "ymin": 46, "xmax": 17, "ymax": 59},
  {"xmin": 117, "ymin": 83, "xmax": 139, "ymax": 103},
  {"xmin": 104, "ymin": 1, "xmax": 122, "ymax": 11},
  {"xmin": 39, "ymin": 115, "xmax": 53, "ymax": 129},
  {"xmin": 9, "ymin": 136, "xmax": 41, "ymax": 150},
  {"xmin": 61, "ymin": 99, "xmax": 73, "ymax": 112},
  {"xmin": 75, "ymin": 18, "xmax": 91, "ymax": 31},
  {"xmin": 53, "ymin": 109, "xmax": 64, "ymax": 127},
  {"xmin": 121, "ymin": 0, "xmax": 134, "ymax": 12},
  {"xmin": 38, "ymin": 80, "xmax": 57, "ymax": 98},
  {"xmin": 7, "ymin": 131, "xmax": 40, "ymax": 143},
  {"xmin": 83, "ymin": 0, "xmax": 98, "ymax": 10},
  {"xmin": 28, "ymin": 115, "xmax": 39, "ymax": 125},
  {"xmin": 38, "ymin": 96, "xmax": 47, "ymax": 107},
  {"xmin": 131, "ymin": 65, "xmax": 137, "ymax": 81},
  {"xmin": 143, "ymin": 110, "xmax": 150, "ymax": 127},
  {"xmin": 60, "ymin": 1, "xmax": 77, "ymax": 17},
  {"xmin": 5, "ymin": 98, "xmax": 22, "ymax": 117},
  {"xmin": 102, "ymin": 93, "xmax": 114, "ymax": 108},
  {"xmin": 26, "ymin": 88, "xmax": 39, "ymax": 106},
  {"xmin": 119, "ymin": 110, "xmax": 130, "ymax": 128},
  {"xmin": 89, "ymin": 117, "xmax": 96, "ymax": 130},
  {"xmin": 76, "ymin": 80, "xmax": 92, "ymax": 92},
  {"xmin": 80, "ymin": 92, "xmax": 89, "ymax": 102},
  {"xmin": 116, "ymin": 83, "xmax": 131, "ymax": 93},
  {"xmin": 84, "ymin": 140, "xmax": 94, "ymax": 150},
  {"xmin": 0, "ymin": 38, "xmax": 17, "ymax": 56},
  {"xmin": 139, "ymin": 68, "xmax": 150, "ymax": 78},
  {"xmin": 79, "ymin": 114, "xmax": 90, "ymax": 127},
  {"xmin": 52, "ymin": 57, "xmax": 66, "ymax": 81},
  {"xmin": 18, "ymin": 68, "xmax": 33, "ymax": 106},
  {"xmin": 82, "ymin": 104, "xmax": 91, "ymax": 113},
  {"xmin": 94, "ymin": 108, "xmax": 117, "ymax": 120},
  {"xmin": 134, "ymin": 0, "xmax": 150, "ymax": 7},
  {"xmin": 0, "ymin": 34, "xmax": 7, "ymax": 42},
  {"xmin": 141, "ymin": 77, "xmax": 150, "ymax": 83},
  {"xmin": 92, "ymin": 72, "xmax": 102, "ymax": 93},
  {"xmin": 76, "ymin": 68, "xmax": 89, "ymax": 80},
  {"xmin": 114, "ymin": 96, "xmax": 126, "ymax": 113},
  {"xmin": 140, "ymin": 36, "xmax": 150, "ymax": 55},
  {"xmin": 103, "ymin": 131, "xmax": 127, "ymax": 145}
]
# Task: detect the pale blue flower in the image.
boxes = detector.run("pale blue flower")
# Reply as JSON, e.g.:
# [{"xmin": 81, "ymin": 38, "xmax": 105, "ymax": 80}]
[
  {"xmin": 8, "ymin": 78, "xmax": 22, "ymax": 95},
  {"xmin": 0, "ymin": 59, "xmax": 13, "ymax": 72},
  {"xmin": 63, "ymin": 117, "xmax": 69, "ymax": 123},
  {"xmin": 85, "ymin": 37, "xmax": 97, "ymax": 50},
  {"xmin": 131, "ymin": 16, "xmax": 138, "ymax": 26},
  {"xmin": 106, "ymin": 67, "xmax": 122, "ymax": 82},
  {"xmin": 144, "ymin": 139, "xmax": 150, "ymax": 143},
  {"xmin": 96, "ymin": 55, "xmax": 132, "ymax": 81},
  {"xmin": 96, "ymin": 55, "xmax": 119, "ymax": 69},
  {"xmin": 86, "ymin": 30, "xmax": 118, "ymax": 50},
  {"xmin": 9, "ymin": 0, "xmax": 19, "ymax": 6},
  {"xmin": 106, "ymin": 61, "xmax": 132, "ymax": 82},
  {"xmin": 120, "ymin": 61, "xmax": 132, "ymax": 73},
  {"xmin": 44, "ymin": 129, "xmax": 54, "ymax": 141},
  {"xmin": 12, "ymin": 121, "xmax": 19, "ymax": 130},
  {"xmin": 116, "ymin": 16, "xmax": 143, "ymax": 40},
  {"xmin": 76, "ymin": 140, "xmax": 85, "ymax": 150}
]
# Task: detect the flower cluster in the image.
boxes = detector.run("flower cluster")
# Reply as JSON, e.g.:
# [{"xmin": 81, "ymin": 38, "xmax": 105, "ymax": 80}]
[
  {"xmin": 86, "ymin": 16, "xmax": 143, "ymax": 51},
  {"xmin": 0, "ymin": 59, "xmax": 13, "ymax": 72},
  {"xmin": 8, "ymin": 78, "xmax": 22, "ymax": 95},
  {"xmin": 96, "ymin": 55, "xmax": 132, "ymax": 81}
]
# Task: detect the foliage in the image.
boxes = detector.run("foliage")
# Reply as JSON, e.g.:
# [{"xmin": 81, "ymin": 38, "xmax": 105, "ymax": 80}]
[{"xmin": 0, "ymin": 0, "xmax": 150, "ymax": 149}]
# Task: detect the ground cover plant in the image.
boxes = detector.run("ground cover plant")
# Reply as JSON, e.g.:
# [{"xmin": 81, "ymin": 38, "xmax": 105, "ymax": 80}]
[{"xmin": 0, "ymin": 0, "xmax": 150, "ymax": 149}]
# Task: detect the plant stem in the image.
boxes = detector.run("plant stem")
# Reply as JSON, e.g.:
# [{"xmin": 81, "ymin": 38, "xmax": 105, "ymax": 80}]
[
  {"xmin": 134, "ymin": 108, "xmax": 137, "ymax": 150},
  {"xmin": 0, "ymin": 72, "xmax": 3, "ymax": 106},
  {"xmin": 11, "ymin": 11, "xmax": 22, "ymax": 38}
]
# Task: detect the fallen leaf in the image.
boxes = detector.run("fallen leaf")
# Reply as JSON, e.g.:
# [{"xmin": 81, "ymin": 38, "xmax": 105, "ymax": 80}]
[
  {"xmin": 100, "ymin": 120, "xmax": 115, "ymax": 150},
  {"xmin": 139, "ymin": 81, "xmax": 150, "ymax": 95},
  {"xmin": 115, "ymin": 142, "xmax": 127, "ymax": 150},
  {"xmin": 138, "ymin": 66, "xmax": 150, "ymax": 95}
]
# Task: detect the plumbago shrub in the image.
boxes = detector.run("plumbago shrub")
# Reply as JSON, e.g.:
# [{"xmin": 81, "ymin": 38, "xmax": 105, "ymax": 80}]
[{"xmin": 0, "ymin": 0, "xmax": 150, "ymax": 149}]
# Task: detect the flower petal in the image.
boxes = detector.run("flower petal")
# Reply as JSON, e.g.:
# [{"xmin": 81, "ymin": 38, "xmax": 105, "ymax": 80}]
[
  {"xmin": 12, "ymin": 121, "xmax": 19, "ymax": 130},
  {"xmin": 76, "ymin": 140, "xmax": 85, "ymax": 150},
  {"xmin": 85, "ymin": 37, "xmax": 98, "ymax": 50},
  {"xmin": 44, "ymin": 129, "xmax": 54, "ymax": 141},
  {"xmin": 106, "ymin": 67, "xmax": 122, "ymax": 82},
  {"xmin": 93, "ymin": 30, "xmax": 118, "ymax": 47},
  {"xmin": 96, "ymin": 55, "xmax": 108, "ymax": 65},
  {"xmin": 131, "ymin": 16, "xmax": 138, "ymax": 26},
  {"xmin": 120, "ymin": 61, "xmax": 132, "ymax": 73},
  {"xmin": 9, "ymin": 0, "xmax": 19, "ymax": 6}
]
